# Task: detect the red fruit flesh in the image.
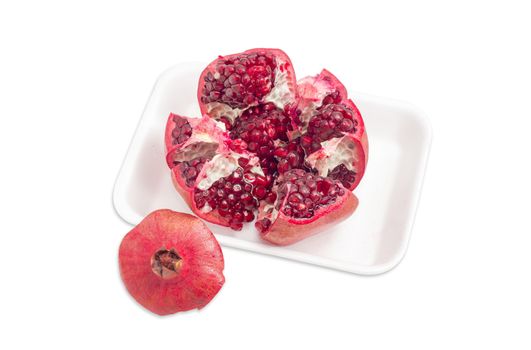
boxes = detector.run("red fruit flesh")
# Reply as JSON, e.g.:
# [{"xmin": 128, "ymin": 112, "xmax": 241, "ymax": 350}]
[
  {"xmin": 255, "ymin": 169, "xmax": 358, "ymax": 245},
  {"xmin": 119, "ymin": 210, "xmax": 224, "ymax": 315},
  {"xmin": 198, "ymin": 48, "xmax": 298, "ymax": 125}
]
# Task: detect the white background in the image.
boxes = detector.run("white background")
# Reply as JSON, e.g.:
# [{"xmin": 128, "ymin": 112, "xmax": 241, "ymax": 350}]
[{"xmin": 1, "ymin": 0, "xmax": 530, "ymax": 349}]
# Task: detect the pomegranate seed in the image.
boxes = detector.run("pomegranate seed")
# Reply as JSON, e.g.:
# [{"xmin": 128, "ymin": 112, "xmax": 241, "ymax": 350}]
[
  {"xmin": 219, "ymin": 200, "xmax": 229, "ymax": 209},
  {"xmin": 255, "ymin": 218, "xmax": 271, "ymax": 232},
  {"xmin": 240, "ymin": 192, "xmax": 252, "ymax": 204},
  {"xmin": 238, "ymin": 157, "xmax": 249, "ymax": 167},
  {"xmin": 265, "ymin": 192, "xmax": 277, "ymax": 204},
  {"xmin": 274, "ymin": 147, "xmax": 288, "ymax": 157},
  {"xmin": 224, "ymin": 182, "xmax": 233, "ymax": 192},
  {"xmin": 253, "ymin": 186, "xmax": 267, "ymax": 199},
  {"xmin": 244, "ymin": 173, "xmax": 256, "ymax": 183},
  {"xmin": 227, "ymin": 194, "xmax": 237, "ymax": 205},
  {"xmin": 288, "ymin": 193, "xmax": 304, "ymax": 205},
  {"xmin": 247, "ymin": 142, "xmax": 258, "ymax": 151},
  {"xmin": 254, "ymin": 175, "xmax": 268, "ymax": 187},
  {"xmin": 231, "ymin": 169, "xmax": 243, "ymax": 183},
  {"xmin": 233, "ymin": 211, "xmax": 244, "ymax": 222},
  {"xmin": 232, "ymin": 183, "xmax": 242, "ymax": 194},
  {"xmin": 310, "ymin": 191, "xmax": 321, "ymax": 202},
  {"xmin": 242, "ymin": 210, "xmax": 255, "ymax": 222},
  {"xmin": 230, "ymin": 139, "xmax": 248, "ymax": 152},
  {"xmin": 299, "ymin": 185, "xmax": 310, "ymax": 196}
]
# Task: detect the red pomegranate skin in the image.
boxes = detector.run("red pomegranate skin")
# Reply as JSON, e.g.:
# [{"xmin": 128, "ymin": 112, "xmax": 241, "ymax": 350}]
[{"xmin": 119, "ymin": 210, "xmax": 224, "ymax": 315}]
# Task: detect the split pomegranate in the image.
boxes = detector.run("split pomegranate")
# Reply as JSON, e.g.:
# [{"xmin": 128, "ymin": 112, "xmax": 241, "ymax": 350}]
[
  {"xmin": 119, "ymin": 210, "xmax": 224, "ymax": 315},
  {"xmin": 165, "ymin": 49, "xmax": 368, "ymax": 244}
]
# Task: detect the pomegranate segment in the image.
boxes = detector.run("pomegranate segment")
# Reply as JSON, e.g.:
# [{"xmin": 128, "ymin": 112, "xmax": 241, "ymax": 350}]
[
  {"xmin": 198, "ymin": 48, "xmax": 298, "ymax": 125},
  {"xmin": 178, "ymin": 151, "xmax": 265, "ymax": 230},
  {"xmin": 294, "ymin": 69, "xmax": 368, "ymax": 191},
  {"xmin": 255, "ymin": 169, "xmax": 358, "ymax": 245},
  {"xmin": 295, "ymin": 69, "xmax": 348, "ymax": 131},
  {"xmin": 119, "ymin": 210, "xmax": 224, "ymax": 315}
]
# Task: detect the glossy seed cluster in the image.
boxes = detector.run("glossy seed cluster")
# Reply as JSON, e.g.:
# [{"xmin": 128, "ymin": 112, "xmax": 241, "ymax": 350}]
[
  {"xmin": 254, "ymin": 168, "xmax": 346, "ymax": 233},
  {"xmin": 193, "ymin": 167, "xmax": 276, "ymax": 230},
  {"xmin": 274, "ymin": 139, "xmax": 306, "ymax": 174},
  {"xmin": 171, "ymin": 115, "xmax": 192, "ymax": 145},
  {"xmin": 200, "ymin": 52, "xmax": 276, "ymax": 109},
  {"xmin": 301, "ymin": 103, "xmax": 358, "ymax": 153},
  {"xmin": 229, "ymin": 102, "xmax": 291, "ymax": 175},
  {"xmin": 276, "ymin": 169, "xmax": 345, "ymax": 219},
  {"xmin": 178, "ymin": 157, "xmax": 208, "ymax": 187},
  {"xmin": 327, "ymin": 164, "xmax": 357, "ymax": 190}
]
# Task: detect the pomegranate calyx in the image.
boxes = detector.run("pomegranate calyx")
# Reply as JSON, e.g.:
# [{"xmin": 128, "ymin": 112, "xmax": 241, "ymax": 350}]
[{"xmin": 151, "ymin": 248, "xmax": 183, "ymax": 280}]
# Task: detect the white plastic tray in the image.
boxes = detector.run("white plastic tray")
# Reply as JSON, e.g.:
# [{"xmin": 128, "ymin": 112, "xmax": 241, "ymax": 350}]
[{"xmin": 113, "ymin": 62, "xmax": 432, "ymax": 275}]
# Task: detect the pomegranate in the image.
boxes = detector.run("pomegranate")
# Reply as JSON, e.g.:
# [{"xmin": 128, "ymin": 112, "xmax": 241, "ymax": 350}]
[
  {"xmin": 255, "ymin": 169, "xmax": 358, "ymax": 245},
  {"xmin": 165, "ymin": 49, "xmax": 368, "ymax": 244},
  {"xmin": 119, "ymin": 210, "xmax": 224, "ymax": 315}
]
